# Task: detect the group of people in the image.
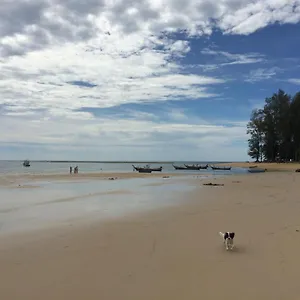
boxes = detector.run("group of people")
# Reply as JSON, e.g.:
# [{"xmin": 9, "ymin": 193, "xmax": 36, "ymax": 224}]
[{"xmin": 69, "ymin": 166, "xmax": 79, "ymax": 174}]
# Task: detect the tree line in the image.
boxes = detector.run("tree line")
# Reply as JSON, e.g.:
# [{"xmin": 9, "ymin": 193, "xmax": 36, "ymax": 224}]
[{"xmin": 247, "ymin": 89, "xmax": 300, "ymax": 162}]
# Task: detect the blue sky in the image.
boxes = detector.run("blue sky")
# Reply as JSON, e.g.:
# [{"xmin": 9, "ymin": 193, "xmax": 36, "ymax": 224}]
[{"xmin": 1, "ymin": 0, "xmax": 300, "ymax": 161}]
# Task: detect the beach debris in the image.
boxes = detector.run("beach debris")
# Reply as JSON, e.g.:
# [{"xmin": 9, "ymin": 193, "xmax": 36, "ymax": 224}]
[
  {"xmin": 296, "ymin": 169, "xmax": 300, "ymax": 172},
  {"xmin": 296, "ymin": 229, "xmax": 299, "ymax": 232},
  {"xmin": 108, "ymin": 177, "xmax": 118, "ymax": 180},
  {"xmin": 203, "ymin": 182, "xmax": 224, "ymax": 186},
  {"xmin": 162, "ymin": 176, "xmax": 170, "ymax": 178}
]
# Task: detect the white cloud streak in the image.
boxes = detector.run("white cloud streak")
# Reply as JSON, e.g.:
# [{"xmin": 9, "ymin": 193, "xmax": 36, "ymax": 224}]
[
  {"xmin": 287, "ymin": 78, "xmax": 300, "ymax": 85},
  {"xmin": 245, "ymin": 67, "xmax": 282, "ymax": 82}
]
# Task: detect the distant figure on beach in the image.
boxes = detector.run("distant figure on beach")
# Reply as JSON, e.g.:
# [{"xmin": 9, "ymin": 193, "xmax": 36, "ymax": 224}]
[
  {"xmin": 70, "ymin": 166, "xmax": 73, "ymax": 174},
  {"xmin": 74, "ymin": 166, "xmax": 78, "ymax": 174}
]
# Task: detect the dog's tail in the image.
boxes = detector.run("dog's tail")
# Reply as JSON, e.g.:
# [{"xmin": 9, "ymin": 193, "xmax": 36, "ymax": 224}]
[{"xmin": 219, "ymin": 232, "xmax": 224, "ymax": 238}]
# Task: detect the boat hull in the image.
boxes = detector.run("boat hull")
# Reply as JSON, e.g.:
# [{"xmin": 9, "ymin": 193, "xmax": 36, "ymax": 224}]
[
  {"xmin": 248, "ymin": 168, "xmax": 266, "ymax": 173},
  {"xmin": 132, "ymin": 165, "xmax": 162, "ymax": 172}
]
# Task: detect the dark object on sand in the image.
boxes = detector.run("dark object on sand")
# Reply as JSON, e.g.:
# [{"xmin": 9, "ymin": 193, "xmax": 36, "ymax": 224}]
[
  {"xmin": 248, "ymin": 168, "xmax": 266, "ymax": 173},
  {"xmin": 210, "ymin": 165, "xmax": 231, "ymax": 171},
  {"xmin": 132, "ymin": 164, "xmax": 162, "ymax": 173},
  {"xmin": 203, "ymin": 182, "xmax": 224, "ymax": 186},
  {"xmin": 296, "ymin": 169, "xmax": 300, "ymax": 172},
  {"xmin": 249, "ymin": 165, "xmax": 258, "ymax": 168}
]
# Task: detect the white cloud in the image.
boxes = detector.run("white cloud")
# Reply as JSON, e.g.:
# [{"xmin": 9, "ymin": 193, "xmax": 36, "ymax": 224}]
[
  {"xmin": 0, "ymin": 111, "xmax": 248, "ymax": 161},
  {"xmin": 287, "ymin": 78, "xmax": 300, "ymax": 85},
  {"xmin": 200, "ymin": 48, "xmax": 265, "ymax": 66},
  {"xmin": 245, "ymin": 67, "xmax": 281, "ymax": 82},
  {"xmin": 1, "ymin": 0, "xmax": 299, "ymax": 160}
]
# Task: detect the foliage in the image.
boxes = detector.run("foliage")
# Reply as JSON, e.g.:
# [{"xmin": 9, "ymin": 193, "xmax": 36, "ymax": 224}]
[{"xmin": 247, "ymin": 89, "xmax": 300, "ymax": 162}]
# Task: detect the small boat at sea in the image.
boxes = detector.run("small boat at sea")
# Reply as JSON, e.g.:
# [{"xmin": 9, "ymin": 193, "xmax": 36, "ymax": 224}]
[
  {"xmin": 23, "ymin": 159, "xmax": 30, "ymax": 167},
  {"xmin": 132, "ymin": 164, "xmax": 162, "ymax": 173},
  {"xmin": 248, "ymin": 168, "xmax": 266, "ymax": 173},
  {"xmin": 210, "ymin": 165, "xmax": 231, "ymax": 171}
]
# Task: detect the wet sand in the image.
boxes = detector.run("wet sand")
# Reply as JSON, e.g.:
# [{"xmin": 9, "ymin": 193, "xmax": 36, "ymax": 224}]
[
  {"xmin": 0, "ymin": 176, "xmax": 197, "ymax": 235},
  {"xmin": 1, "ymin": 172, "xmax": 300, "ymax": 299},
  {"xmin": 0, "ymin": 172, "xmax": 189, "ymax": 188}
]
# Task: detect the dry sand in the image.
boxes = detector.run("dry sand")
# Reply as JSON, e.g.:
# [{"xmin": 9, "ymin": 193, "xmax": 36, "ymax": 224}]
[
  {"xmin": 218, "ymin": 161, "xmax": 300, "ymax": 171},
  {"xmin": 1, "ymin": 172, "xmax": 300, "ymax": 299}
]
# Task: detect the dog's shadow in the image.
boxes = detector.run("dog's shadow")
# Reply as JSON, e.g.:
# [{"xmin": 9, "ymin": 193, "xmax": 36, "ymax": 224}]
[{"xmin": 222, "ymin": 245, "xmax": 247, "ymax": 254}]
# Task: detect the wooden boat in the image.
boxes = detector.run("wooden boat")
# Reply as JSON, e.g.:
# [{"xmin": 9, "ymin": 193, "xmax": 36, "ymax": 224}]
[
  {"xmin": 172, "ymin": 164, "xmax": 188, "ymax": 170},
  {"xmin": 210, "ymin": 165, "xmax": 231, "ymax": 171},
  {"xmin": 184, "ymin": 164, "xmax": 209, "ymax": 170},
  {"xmin": 23, "ymin": 159, "xmax": 30, "ymax": 167},
  {"xmin": 132, "ymin": 164, "xmax": 162, "ymax": 173},
  {"xmin": 199, "ymin": 164, "xmax": 209, "ymax": 170},
  {"xmin": 248, "ymin": 168, "xmax": 266, "ymax": 173}
]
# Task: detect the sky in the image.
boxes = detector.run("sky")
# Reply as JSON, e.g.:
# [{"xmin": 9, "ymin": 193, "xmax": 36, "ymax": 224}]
[{"xmin": 1, "ymin": 0, "xmax": 300, "ymax": 161}]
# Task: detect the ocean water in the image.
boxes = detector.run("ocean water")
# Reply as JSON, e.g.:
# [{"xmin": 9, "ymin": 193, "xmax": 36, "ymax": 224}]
[{"xmin": 0, "ymin": 160, "xmax": 248, "ymax": 175}]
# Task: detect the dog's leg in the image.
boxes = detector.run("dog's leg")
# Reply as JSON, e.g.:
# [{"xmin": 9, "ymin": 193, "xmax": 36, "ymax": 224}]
[
  {"xmin": 225, "ymin": 239, "xmax": 229, "ymax": 250},
  {"xmin": 231, "ymin": 241, "xmax": 234, "ymax": 250}
]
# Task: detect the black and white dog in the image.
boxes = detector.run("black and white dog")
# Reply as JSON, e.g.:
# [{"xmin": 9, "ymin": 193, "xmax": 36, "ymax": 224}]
[{"xmin": 219, "ymin": 232, "xmax": 235, "ymax": 250}]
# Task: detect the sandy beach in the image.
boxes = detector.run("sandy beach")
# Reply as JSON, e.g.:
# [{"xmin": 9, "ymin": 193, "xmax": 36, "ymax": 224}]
[{"xmin": 1, "ymin": 171, "xmax": 300, "ymax": 299}]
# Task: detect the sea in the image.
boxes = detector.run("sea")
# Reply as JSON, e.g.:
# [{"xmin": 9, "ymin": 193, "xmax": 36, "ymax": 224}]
[{"xmin": 0, "ymin": 160, "xmax": 248, "ymax": 175}]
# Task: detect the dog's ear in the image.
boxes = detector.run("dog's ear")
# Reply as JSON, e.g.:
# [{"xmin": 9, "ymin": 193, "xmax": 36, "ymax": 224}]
[
  {"xmin": 224, "ymin": 232, "xmax": 229, "ymax": 239},
  {"xmin": 230, "ymin": 232, "xmax": 235, "ymax": 239}
]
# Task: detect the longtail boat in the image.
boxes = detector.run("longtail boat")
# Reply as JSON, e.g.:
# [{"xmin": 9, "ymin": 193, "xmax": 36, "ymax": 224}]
[{"xmin": 132, "ymin": 164, "xmax": 162, "ymax": 173}]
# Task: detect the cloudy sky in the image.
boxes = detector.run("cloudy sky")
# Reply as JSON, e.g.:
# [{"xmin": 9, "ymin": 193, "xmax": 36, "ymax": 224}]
[{"xmin": 1, "ymin": 0, "xmax": 300, "ymax": 161}]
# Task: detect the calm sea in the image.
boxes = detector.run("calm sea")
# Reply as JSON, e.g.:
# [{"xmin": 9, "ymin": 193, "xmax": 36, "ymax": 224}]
[{"xmin": 0, "ymin": 160, "xmax": 247, "ymax": 175}]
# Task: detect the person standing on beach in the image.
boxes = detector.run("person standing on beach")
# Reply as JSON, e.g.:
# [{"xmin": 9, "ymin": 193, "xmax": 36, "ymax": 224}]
[{"xmin": 70, "ymin": 166, "xmax": 73, "ymax": 174}]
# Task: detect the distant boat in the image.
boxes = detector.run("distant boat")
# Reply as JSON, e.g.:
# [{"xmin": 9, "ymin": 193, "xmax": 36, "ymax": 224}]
[
  {"xmin": 184, "ymin": 164, "xmax": 209, "ymax": 170},
  {"xmin": 172, "ymin": 164, "xmax": 188, "ymax": 170},
  {"xmin": 23, "ymin": 159, "xmax": 30, "ymax": 167},
  {"xmin": 248, "ymin": 168, "xmax": 266, "ymax": 173},
  {"xmin": 132, "ymin": 164, "xmax": 162, "ymax": 173},
  {"xmin": 210, "ymin": 165, "xmax": 231, "ymax": 171}
]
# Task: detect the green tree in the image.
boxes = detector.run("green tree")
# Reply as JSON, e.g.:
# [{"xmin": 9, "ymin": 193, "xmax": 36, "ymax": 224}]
[
  {"xmin": 247, "ymin": 109, "xmax": 264, "ymax": 162},
  {"xmin": 290, "ymin": 92, "xmax": 300, "ymax": 161},
  {"xmin": 247, "ymin": 89, "xmax": 300, "ymax": 162},
  {"xmin": 261, "ymin": 89, "xmax": 291, "ymax": 161}
]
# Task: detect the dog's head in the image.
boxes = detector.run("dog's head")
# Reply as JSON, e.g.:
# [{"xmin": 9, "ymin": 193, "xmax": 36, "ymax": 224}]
[{"xmin": 224, "ymin": 232, "xmax": 235, "ymax": 240}]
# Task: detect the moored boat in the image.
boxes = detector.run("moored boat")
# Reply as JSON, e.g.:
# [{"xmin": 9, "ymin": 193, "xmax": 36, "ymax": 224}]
[
  {"xmin": 23, "ymin": 159, "xmax": 30, "ymax": 167},
  {"xmin": 172, "ymin": 164, "xmax": 188, "ymax": 170},
  {"xmin": 184, "ymin": 164, "xmax": 209, "ymax": 170},
  {"xmin": 210, "ymin": 165, "xmax": 231, "ymax": 171},
  {"xmin": 132, "ymin": 164, "xmax": 162, "ymax": 173}
]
